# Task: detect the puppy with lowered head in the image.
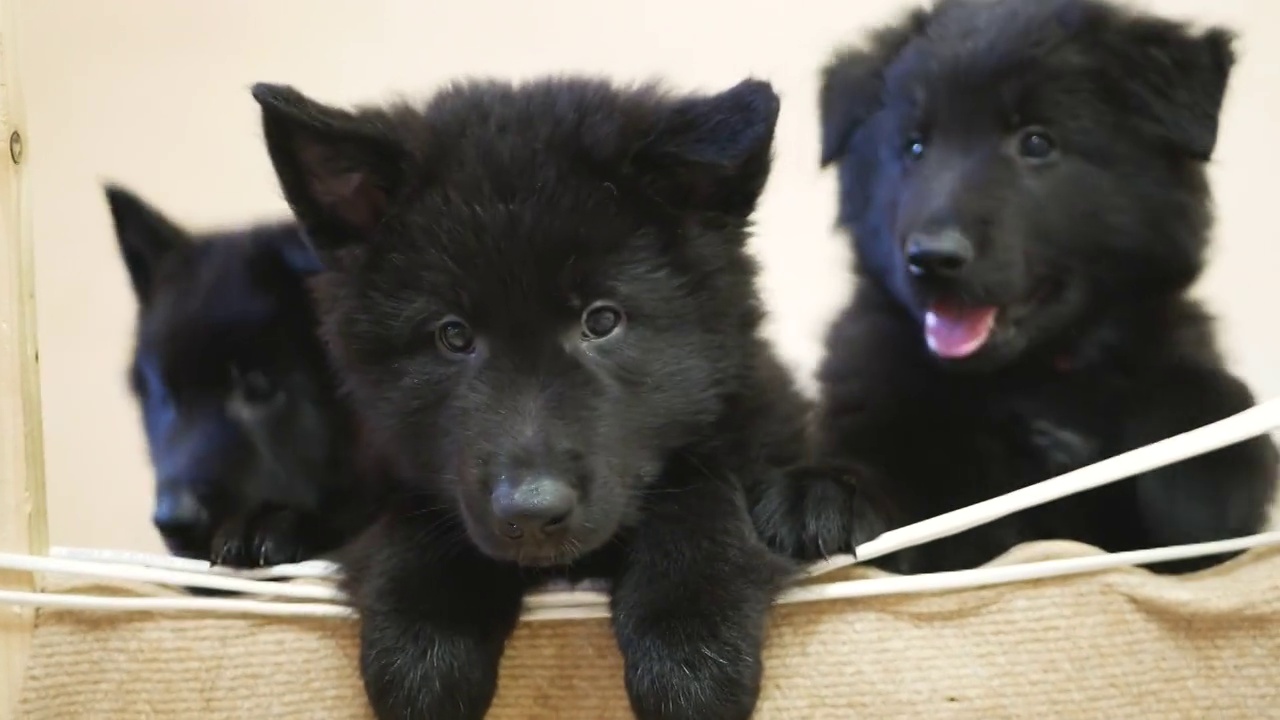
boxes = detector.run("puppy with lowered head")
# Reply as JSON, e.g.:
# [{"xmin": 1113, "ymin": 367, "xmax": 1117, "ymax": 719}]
[
  {"xmin": 252, "ymin": 76, "xmax": 812, "ymax": 719},
  {"xmin": 107, "ymin": 187, "xmax": 380, "ymax": 568}
]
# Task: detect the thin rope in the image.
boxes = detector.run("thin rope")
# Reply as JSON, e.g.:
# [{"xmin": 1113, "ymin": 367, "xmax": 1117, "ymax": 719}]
[
  {"xmin": 807, "ymin": 397, "xmax": 1280, "ymax": 576},
  {"xmin": 6, "ymin": 531, "xmax": 1278, "ymax": 621},
  {"xmin": 4, "ymin": 398, "xmax": 1279, "ymax": 619}
]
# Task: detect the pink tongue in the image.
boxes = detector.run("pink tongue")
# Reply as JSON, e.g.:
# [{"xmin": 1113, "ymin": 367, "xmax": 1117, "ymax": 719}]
[{"xmin": 924, "ymin": 304, "xmax": 998, "ymax": 359}]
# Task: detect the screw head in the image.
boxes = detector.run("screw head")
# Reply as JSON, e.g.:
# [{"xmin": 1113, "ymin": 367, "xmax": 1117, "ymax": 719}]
[{"xmin": 9, "ymin": 130, "xmax": 22, "ymax": 165}]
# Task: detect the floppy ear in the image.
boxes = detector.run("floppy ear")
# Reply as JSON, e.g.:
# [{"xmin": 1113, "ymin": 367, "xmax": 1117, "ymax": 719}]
[
  {"xmin": 251, "ymin": 83, "xmax": 408, "ymax": 252},
  {"xmin": 1096, "ymin": 18, "xmax": 1235, "ymax": 161},
  {"xmin": 104, "ymin": 184, "xmax": 191, "ymax": 302},
  {"xmin": 628, "ymin": 79, "xmax": 780, "ymax": 217},
  {"xmin": 820, "ymin": 10, "xmax": 928, "ymax": 167}
]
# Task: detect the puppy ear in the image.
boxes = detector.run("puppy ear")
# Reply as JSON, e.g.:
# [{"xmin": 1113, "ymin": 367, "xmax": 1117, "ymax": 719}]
[
  {"xmin": 1099, "ymin": 18, "xmax": 1236, "ymax": 161},
  {"xmin": 104, "ymin": 184, "xmax": 191, "ymax": 302},
  {"xmin": 629, "ymin": 79, "xmax": 780, "ymax": 217},
  {"xmin": 820, "ymin": 10, "xmax": 928, "ymax": 167},
  {"xmin": 252, "ymin": 83, "xmax": 407, "ymax": 252}
]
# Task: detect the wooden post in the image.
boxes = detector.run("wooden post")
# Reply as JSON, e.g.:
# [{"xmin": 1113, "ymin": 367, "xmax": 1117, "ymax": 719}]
[{"xmin": 0, "ymin": 0, "xmax": 49, "ymax": 714}]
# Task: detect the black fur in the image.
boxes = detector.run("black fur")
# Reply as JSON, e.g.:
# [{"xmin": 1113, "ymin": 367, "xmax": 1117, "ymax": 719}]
[
  {"xmin": 108, "ymin": 186, "xmax": 380, "ymax": 568},
  {"xmin": 252, "ymin": 77, "xmax": 810, "ymax": 719},
  {"xmin": 790, "ymin": 0, "xmax": 1277, "ymax": 574}
]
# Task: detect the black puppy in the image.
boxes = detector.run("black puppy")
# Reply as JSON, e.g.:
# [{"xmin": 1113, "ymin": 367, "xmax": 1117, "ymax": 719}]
[
  {"xmin": 109, "ymin": 186, "xmax": 378, "ymax": 567},
  {"xmin": 790, "ymin": 0, "xmax": 1277, "ymax": 574},
  {"xmin": 252, "ymin": 76, "xmax": 811, "ymax": 719}
]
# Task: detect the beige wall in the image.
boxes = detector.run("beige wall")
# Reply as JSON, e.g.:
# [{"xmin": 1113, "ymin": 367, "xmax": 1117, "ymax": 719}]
[{"xmin": 16, "ymin": 0, "xmax": 1280, "ymax": 553}]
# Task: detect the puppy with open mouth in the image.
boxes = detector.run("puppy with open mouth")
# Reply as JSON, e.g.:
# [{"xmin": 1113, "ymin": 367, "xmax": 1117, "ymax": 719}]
[{"xmin": 785, "ymin": 0, "xmax": 1278, "ymax": 575}]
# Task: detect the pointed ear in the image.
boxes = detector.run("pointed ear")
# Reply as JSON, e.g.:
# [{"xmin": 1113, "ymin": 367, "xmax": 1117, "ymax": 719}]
[
  {"xmin": 251, "ymin": 83, "xmax": 408, "ymax": 252},
  {"xmin": 820, "ymin": 10, "xmax": 928, "ymax": 167},
  {"xmin": 104, "ymin": 184, "xmax": 191, "ymax": 302},
  {"xmin": 1096, "ymin": 19, "xmax": 1235, "ymax": 161},
  {"xmin": 629, "ymin": 79, "xmax": 781, "ymax": 217}
]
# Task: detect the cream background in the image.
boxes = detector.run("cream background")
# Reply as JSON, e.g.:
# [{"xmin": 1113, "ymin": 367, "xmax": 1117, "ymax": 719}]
[{"xmin": 15, "ymin": 0, "xmax": 1280, "ymax": 554}]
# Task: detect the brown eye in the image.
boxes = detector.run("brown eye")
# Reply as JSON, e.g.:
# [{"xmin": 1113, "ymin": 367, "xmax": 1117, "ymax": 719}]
[
  {"xmin": 436, "ymin": 319, "xmax": 475, "ymax": 355},
  {"xmin": 904, "ymin": 134, "xmax": 926, "ymax": 160},
  {"xmin": 234, "ymin": 367, "xmax": 278, "ymax": 403},
  {"xmin": 581, "ymin": 302, "xmax": 624, "ymax": 340},
  {"xmin": 1017, "ymin": 127, "xmax": 1057, "ymax": 160}
]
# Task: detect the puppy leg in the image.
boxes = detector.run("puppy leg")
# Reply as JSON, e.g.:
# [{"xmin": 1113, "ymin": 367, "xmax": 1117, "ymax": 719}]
[
  {"xmin": 612, "ymin": 471, "xmax": 792, "ymax": 720},
  {"xmin": 347, "ymin": 521, "xmax": 524, "ymax": 720},
  {"xmin": 1127, "ymin": 368, "xmax": 1278, "ymax": 572}
]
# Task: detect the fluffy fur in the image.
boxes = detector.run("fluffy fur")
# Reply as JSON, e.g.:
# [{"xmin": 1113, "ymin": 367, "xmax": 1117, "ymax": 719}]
[
  {"xmin": 791, "ymin": 0, "xmax": 1277, "ymax": 574},
  {"xmin": 252, "ymin": 76, "xmax": 811, "ymax": 719},
  {"xmin": 109, "ymin": 186, "xmax": 380, "ymax": 567}
]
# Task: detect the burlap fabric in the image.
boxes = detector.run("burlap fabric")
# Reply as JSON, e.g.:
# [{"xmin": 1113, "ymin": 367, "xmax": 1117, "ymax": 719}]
[{"xmin": 18, "ymin": 540, "xmax": 1280, "ymax": 719}]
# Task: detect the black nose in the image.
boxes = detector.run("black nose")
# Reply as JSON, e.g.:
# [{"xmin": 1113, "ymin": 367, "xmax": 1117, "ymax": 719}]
[
  {"xmin": 905, "ymin": 229, "xmax": 974, "ymax": 278},
  {"xmin": 152, "ymin": 487, "xmax": 209, "ymax": 538},
  {"xmin": 490, "ymin": 476, "xmax": 578, "ymax": 541}
]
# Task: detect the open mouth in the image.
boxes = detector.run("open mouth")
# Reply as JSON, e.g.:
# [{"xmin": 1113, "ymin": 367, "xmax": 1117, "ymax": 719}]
[
  {"xmin": 921, "ymin": 281, "xmax": 1063, "ymax": 360},
  {"xmin": 923, "ymin": 301, "xmax": 999, "ymax": 359}
]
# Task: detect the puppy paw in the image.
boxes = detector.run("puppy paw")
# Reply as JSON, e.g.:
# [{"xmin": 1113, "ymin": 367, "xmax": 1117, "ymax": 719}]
[
  {"xmin": 1027, "ymin": 418, "xmax": 1097, "ymax": 474},
  {"xmin": 360, "ymin": 636, "xmax": 499, "ymax": 720},
  {"xmin": 210, "ymin": 507, "xmax": 317, "ymax": 568},
  {"xmin": 630, "ymin": 650, "xmax": 759, "ymax": 720},
  {"xmin": 751, "ymin": 463, "xmax": 889, "ymax": 561},
  {"xmin": 358, "ymin": 600, "xmax": 515, "ymax": 720},
  {"xmin": 619, "ymin": 619, "xmax": 766, "ymax": 720}
]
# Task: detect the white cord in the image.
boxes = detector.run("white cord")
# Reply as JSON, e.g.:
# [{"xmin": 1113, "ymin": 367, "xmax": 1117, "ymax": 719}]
[
  {"xmin": 49, "ymin": 546, "xmax": 340, "ymax": 581},
  {"xmin": 10, "ymin": 531, "xmax": 1278, "ymax": 621},
  {"xmin": 779, "ymin": 529, "xmax": 1280, "ymax": 606},
  {"xmin": 6, "ymin": 398, "xmax": 1279, "ymax": 616},
  {"xmin": 0, "ymin": 589, "xmax": 355, "ymax": 618},
  {"xmin": 810, "ymin": 398, "xmax": 1280, "ymax": 576},
  {"xmin": 0, "ymin": 551, "xmax": 343, "ymax": 601},
  {"xmin": 34, "ymin": 549, "xmax": 615, "ymax": 605}
]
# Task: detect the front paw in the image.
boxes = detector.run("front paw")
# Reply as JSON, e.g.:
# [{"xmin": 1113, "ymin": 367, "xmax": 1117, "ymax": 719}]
[
  {"xmin": 1026, "ymin": 418, "xmax": 1097, "ymax": 474},
  {"xmin": 360, "ymin": 611, "xmax": 504, "ymax": 720},
  {"xmin": 210, "ymin": 507, "xmax": 318, "ymax": 568},
  {"xmin": 618, "ymin": 623, "xmax": 764, "ymax": 720},
  {"xmin": 613, "ymin": 553, "xmax": 782, "ymax": 720},
  {"xmin": 752, "ymin": 463, "xmax": 889, "ymax": 561}
]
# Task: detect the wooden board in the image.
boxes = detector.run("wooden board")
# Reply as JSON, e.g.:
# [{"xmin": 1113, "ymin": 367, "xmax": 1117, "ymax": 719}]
[{"xmin": 0, "ymin": 0, "xmax": 49, "ymax": 714}]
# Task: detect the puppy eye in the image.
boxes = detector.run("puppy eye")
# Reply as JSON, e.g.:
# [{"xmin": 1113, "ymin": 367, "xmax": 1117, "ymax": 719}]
[
  {"xmin": 581, "ymin": 302, "xmax": 624, "ymax": 340},
  {"xmin": 234, "ymin": 367, "xmax": 279, "ymax": 403},
  {"xmin": 1017, "ymin": 127, "xmax": 1057, "ymax": 161},
  {"xmin": 904, "ymin": 134, "xmax": 927, "ymax": 160},
  {"xmin": 436, "ymin": 318, "xmax": 476, "ymax": 355}
]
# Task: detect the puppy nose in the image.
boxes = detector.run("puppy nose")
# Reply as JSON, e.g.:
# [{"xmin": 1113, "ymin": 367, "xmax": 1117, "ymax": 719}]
[
  {"xmin": 490, "ymin": 476, "xmax": 577, "ymax": 541},
  {"xmin": 905, "ymin": 229, "xmax": 974, "ymax": 278},
  {"xmin": 152, "ymin": 487, "xmax": 209, "ymax": 537}
]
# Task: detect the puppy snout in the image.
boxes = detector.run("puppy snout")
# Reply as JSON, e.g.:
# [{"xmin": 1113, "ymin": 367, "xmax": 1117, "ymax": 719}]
[
  {"xmin": 152, "ymin": 485, "xmax": 210, "ymax": 537},
  {"xmin": 905, "ymin": 229, "xmax": 974, "ymax": 278},
  {"xmin": 490, "ymin": 475, "xmax": 578, "ymax": 541}
]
